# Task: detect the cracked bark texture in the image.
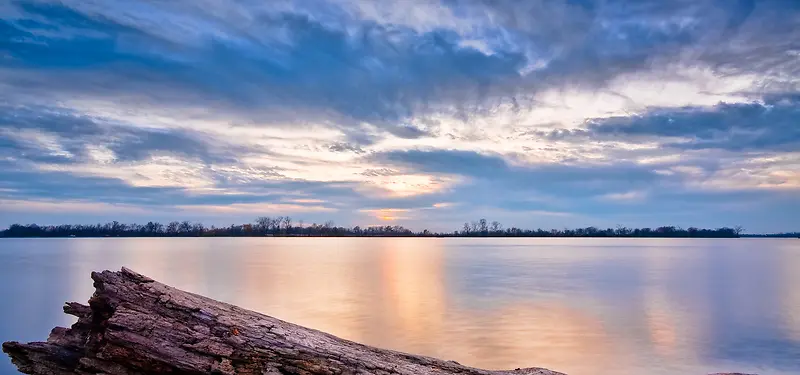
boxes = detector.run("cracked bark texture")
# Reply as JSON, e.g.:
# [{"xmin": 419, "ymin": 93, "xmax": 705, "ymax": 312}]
[{"xmin": 3, "ymin": 268, "xmax": 563, "ymax": 375}]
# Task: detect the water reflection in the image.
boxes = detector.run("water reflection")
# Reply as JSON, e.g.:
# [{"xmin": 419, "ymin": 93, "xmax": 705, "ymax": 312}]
[
  {"xmin": 0, "ymin": 238, "xmax": 798, "ymax": 375},
  {"xmin": 780, "ymin": 243, "xmax": 800, "ymax": 342}
]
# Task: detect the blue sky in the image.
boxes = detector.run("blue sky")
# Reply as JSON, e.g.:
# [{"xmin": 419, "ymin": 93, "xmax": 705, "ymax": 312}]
[{"xmin": 0, "ymin": 0, "xmax": 798, "ymax": 232}]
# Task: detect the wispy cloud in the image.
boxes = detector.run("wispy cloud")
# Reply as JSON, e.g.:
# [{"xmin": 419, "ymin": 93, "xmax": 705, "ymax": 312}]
[{"xmin": 0, "ymin": 0, "xmax": 798, "ymax": 231}]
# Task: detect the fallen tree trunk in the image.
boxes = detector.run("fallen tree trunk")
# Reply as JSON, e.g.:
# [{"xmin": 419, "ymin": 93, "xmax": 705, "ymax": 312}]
[
  {"xmin": 3, "ymin": 268, "xmax": 562, "ymax": 375},
  {"xmin": 2, "ymin": 268, "xmax": 757, "ymax": 375}
]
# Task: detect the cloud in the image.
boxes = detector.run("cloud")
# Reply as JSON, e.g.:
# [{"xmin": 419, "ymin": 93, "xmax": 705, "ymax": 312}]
[
  {"xmin": 359, "ymin": 208, "xmax": 411, "ymax": 221},
  {"xmin": 1, "ymin": 1, "xmax": 527, "ymax": 130},
  {"xmin": 174, "ymin": 202, "xmax": 336, "ymax": 214},
  {"xmin": 0, "ymin": 158, "xmax": 349, "ymax": 208},
  {"xmin": 572, "ymin": 94, "xmax": 800, "ymax": 152},
  {"xmin": 0, "ymin": 0, "xmax": 798, "ymax": 232},
  {"xmin": 599, "ymin": 191, "xmax": 649, "ymax": 203},
  {"xmin": 326, "ymin": 142, "xmax": 365, "ymax": 154},
  {"xmin": 0, "ymin": 104, "xmax": 255, "ymax": 164},
  {"xmin": 0, "ymin": 198, "xmax": 153, "ymax": 214},
  {"xmin": 4, "ymin": 0, "xmax": 796, "ymax": 127},
  {"xmin": 373, "ymin": 149, "xmax": 666, "ymax": 197}
]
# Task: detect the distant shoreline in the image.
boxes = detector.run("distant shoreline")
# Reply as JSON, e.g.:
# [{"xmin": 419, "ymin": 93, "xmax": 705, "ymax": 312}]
[
  {"xmin": 2, "ymin": 219, "xmax": 796, "ymax": 239},
  {"xmin": 4, "ymin": 233, "xmax": 789, "ymax": 239},
  {"xmin": 3, "ymin": 235, "xmax": 796, "ymax": 238}
]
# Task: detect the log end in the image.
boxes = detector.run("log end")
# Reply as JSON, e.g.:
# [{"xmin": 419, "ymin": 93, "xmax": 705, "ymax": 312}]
[
  {"xmin": 63, "ymin": 302, "xmax": 91, "ymax": 318},
  {"xmin": 3, "ymin": 341, "xmax": 81, "ymax": 375}
]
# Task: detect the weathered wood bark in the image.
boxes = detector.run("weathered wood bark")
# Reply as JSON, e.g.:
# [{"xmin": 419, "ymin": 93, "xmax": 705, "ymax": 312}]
[{"xmin": 3, "ymin": 268, "xmax": 563, "ymax": 375}]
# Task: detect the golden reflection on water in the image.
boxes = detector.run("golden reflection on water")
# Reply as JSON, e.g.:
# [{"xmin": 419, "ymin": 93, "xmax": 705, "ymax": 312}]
[
  {"xmin": 380, "ymin": 239, "xmax": 447, "ymax": 353},
  {"xmin": 236, "ymin": 240, "xmax": 374, "ymax": 343},
  {"xmin": 780, "ymin": 242, "xmax": 800, "ymax": 341},
  {"xmin": 229, "ymin": 239, "xmax": 621, "ymax": 374},
  {"xmin": 644, "ymin": 291, "xmax": 679, "ymax": 359},
  {"xmin": 641, "ymin": 245, "xmax": 684, "ymax": 361},
  {"xmin": 43, "ymin": 237, "xmax": 800, "ymax": 375},
  {"xmin": 441, "ymin": 302, "xmax": 617, "ymax": 373}
]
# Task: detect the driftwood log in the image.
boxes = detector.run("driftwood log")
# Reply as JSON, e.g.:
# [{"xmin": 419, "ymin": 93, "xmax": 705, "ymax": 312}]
[
  {"xmin": 3, "ymin": 268, "xmax": 561, "ymax": 375},
  {"xmin": 2, "ymin": 268, "xmax": 756, "ymax": 375}
]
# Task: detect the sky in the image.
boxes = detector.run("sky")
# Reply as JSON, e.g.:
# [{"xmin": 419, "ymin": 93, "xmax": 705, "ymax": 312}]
[{"xmin": 0, "ymin": 0, "xmax": 798, "ymax": 233}]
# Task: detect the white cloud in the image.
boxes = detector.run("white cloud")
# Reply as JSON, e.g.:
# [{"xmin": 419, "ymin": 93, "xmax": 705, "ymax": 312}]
[{"xmin": 600, "ymin": 191, "xmax": 649, "ymax": 202}]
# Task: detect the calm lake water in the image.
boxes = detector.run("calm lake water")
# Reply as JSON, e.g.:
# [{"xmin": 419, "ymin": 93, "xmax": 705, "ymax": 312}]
[{"xmin": 0, "ymin": 238, "xmax": 798, "ymax": 375}]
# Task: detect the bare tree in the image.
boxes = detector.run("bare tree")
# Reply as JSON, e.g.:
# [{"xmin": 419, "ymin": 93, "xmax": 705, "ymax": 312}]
[
  {"xmin": 179, "ymin": 221, "xmax": 192, "ymax": 233},
  {"xmin": 282, "ymin": 216, "xmax": 293, "ymax": 231},
  {"xmin": 166, "ymin": 221, "xmax": 179, "ymax": 235},
  {"xmin": 191, "ymin": 222, "xmax": 205, "ymax": 235},
  {"xmin": 255, "ymin": 217, "xmax": 270, "ymax": 232}
]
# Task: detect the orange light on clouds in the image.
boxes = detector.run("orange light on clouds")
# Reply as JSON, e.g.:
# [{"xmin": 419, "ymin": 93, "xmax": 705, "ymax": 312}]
[
  {"xmin": 361, "ymin": 208, "xmax": 411, "ymax": 222},
  {"xmin": 368, "ymin": 174, "xmax": 455, "ymax": 197}
]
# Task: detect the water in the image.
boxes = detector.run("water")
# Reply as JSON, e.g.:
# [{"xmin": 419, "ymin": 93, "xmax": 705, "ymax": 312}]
[{"xmin": 0, "ymin": 238, "xmax": 798, "ymax": 375}]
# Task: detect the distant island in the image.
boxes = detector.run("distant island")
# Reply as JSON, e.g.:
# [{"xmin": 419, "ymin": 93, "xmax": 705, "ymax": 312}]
[{"xmin": 0, "ymin": 217, "xmax": 782, "ymax": 238}]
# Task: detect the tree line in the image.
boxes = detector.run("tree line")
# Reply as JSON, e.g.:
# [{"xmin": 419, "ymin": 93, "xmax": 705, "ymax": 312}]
[
  {"xmin": 0, "ymin": 217, "xmax": 413, "ymax": 238},
  {"xmin": 458, "ymin": 219, "xmax": 744, "ymax": 238},
  {"xmin": 0, "ymin": 217, "xmax": 751, "ymax": 238}
]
